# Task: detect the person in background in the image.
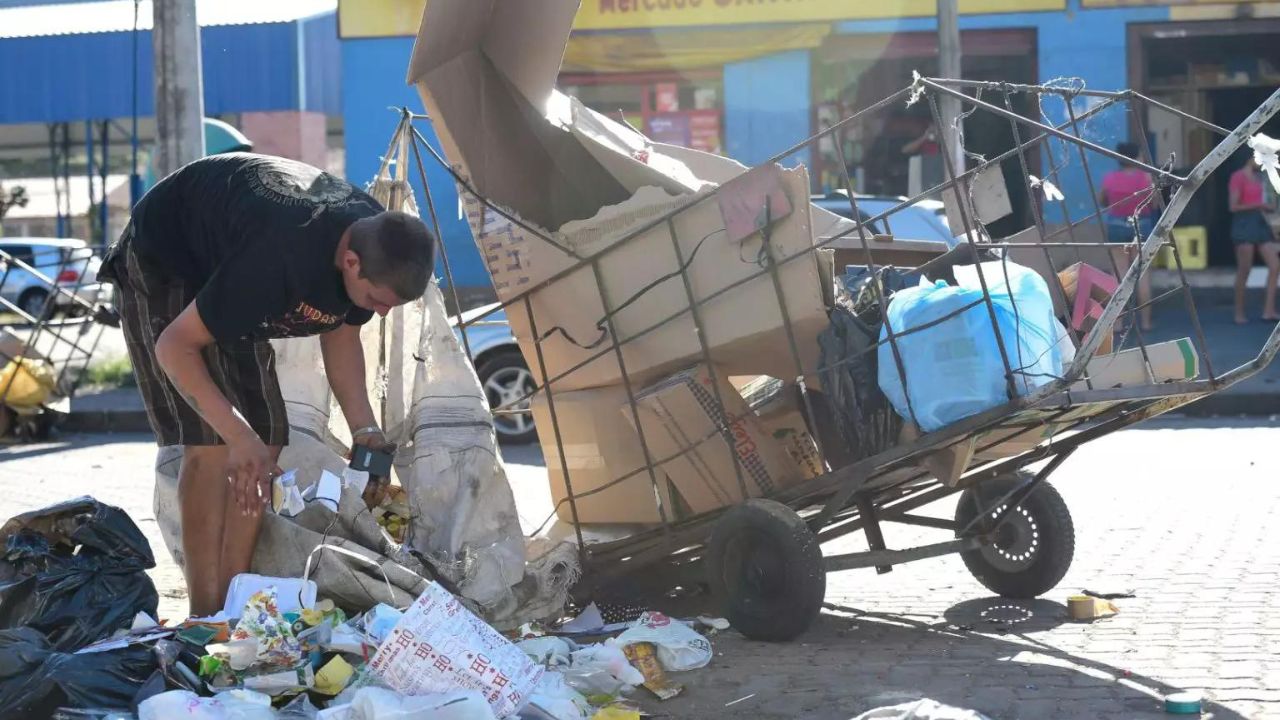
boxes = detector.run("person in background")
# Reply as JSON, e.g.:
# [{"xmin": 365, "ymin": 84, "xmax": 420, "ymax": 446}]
[
  {"xmin": 1228, "ymin": 154, "xmax": 1280, "ymax": 324},
  {"xmin": 1099, "ymin": 142, "xmax": 1156, "ymax": 331}
]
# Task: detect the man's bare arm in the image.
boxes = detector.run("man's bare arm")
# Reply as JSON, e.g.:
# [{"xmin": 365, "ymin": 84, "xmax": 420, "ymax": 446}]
[
  {"xmin": 319, "ymin": 322, "xmax": 380, "ymax": 437},
  {"xmin": 155, "ymin": 302, "xmax": 279, "ymax": 514}
]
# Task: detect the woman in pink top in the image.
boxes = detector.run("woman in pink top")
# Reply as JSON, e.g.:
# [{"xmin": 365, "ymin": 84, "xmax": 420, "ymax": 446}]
[
  {"xmin": 1228, "ymin": 156, "xmax": 1280, "ymax": 323},
  {"xmin": 1099, "ymin": 142, "xmax": 1156, "ymax": 330}
]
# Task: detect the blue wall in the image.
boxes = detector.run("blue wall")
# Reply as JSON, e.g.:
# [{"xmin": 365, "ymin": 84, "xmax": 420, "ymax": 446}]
[
  {"xmin": 724, "ymin": 49, "xmax": 813, "ymax": 169},
  {"xmin": 836, "ymin": 0, "xmax": 1170, "ymax": 222},
  {"xmin": 0, "ymin": 20, "xmax": 340, "ymax": 124},
  {"xmin": 340, "ymin": 37, "xmax": 486, "ymax": 292}
]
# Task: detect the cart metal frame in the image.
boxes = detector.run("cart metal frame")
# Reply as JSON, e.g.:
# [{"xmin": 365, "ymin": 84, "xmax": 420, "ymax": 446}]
[
  {"xmin": 0, "ymin": 243, "xmax": 118, "ymax": 438},
  {"xmin": 403, "ymin": 77, "xmax": 1280, "ymax": 638}
]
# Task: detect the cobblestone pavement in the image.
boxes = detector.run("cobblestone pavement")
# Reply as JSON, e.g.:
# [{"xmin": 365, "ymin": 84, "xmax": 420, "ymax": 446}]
[{"xmin": 2, "ymin": 418, "xmax": 1277, "ymax": 719}]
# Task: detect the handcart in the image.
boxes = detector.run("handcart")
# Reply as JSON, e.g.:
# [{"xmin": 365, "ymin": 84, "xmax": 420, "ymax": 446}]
[
  {"xmin": 409, "ymin": 77, "xmax": 1280, "ymax": 641},
  {"xmin": 0, "ymin": 243, "xmax": 118, "ymax": 439}
]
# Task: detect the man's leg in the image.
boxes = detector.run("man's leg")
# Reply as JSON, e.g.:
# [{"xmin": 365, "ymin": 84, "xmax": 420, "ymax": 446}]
[
  {"xmin": 217, "ymin": 445, "xmax": 281, "ymax": 606},
  {"xmin": 179, "ymin": 445, "xmax": 231, "ymax": 617}
]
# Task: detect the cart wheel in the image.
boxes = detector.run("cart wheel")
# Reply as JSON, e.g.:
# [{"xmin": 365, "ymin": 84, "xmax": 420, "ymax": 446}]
[
  {"xmin": 706, "ymin": 499, "xmax": 825, "ymax": 642},
  {"xmin": 955, "ymin": 474, "xmax": 1074, "ymax": 599}
]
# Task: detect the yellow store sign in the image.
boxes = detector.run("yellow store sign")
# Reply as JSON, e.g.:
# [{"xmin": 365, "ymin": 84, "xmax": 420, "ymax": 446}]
[{"xmin": 339, "ymin": 0, "xmax": 1065, "ymax": 38}]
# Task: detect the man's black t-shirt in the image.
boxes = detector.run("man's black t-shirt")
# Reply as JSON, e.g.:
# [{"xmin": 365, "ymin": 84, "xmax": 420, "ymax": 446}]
[{"xmin": 124, "ymin": 153, "xmax": 382, "ymax": 343}]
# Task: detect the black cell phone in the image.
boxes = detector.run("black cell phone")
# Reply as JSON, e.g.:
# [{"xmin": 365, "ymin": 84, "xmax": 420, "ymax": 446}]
[{"xmin": 349, "ymin": 445, "xmax": 394, "ymax": 478}]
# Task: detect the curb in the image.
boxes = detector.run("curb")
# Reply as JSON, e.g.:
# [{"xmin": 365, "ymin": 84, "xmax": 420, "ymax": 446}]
[{"xmin": 60, "ymin": 409, "xmax": 153, "ymax": 434}]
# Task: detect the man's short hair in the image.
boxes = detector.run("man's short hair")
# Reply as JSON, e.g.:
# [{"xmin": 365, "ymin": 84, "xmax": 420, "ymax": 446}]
[
  {"xmin": 1116, "ymin": 142, "xmax": 1140, "ymax": 161},
  {"xmin": 348, "ymin": 211, "xmax": 435, "ymax": 300}
]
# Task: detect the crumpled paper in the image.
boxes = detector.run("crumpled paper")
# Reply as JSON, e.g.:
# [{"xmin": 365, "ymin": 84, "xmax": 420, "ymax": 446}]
[
  {"xmin": 229, "ymin": 588, "xmax": 303, "ymax": 670},
  {"xmin": 1248, "ymin": 133, "xmax": 1280, "ymax": 194}
]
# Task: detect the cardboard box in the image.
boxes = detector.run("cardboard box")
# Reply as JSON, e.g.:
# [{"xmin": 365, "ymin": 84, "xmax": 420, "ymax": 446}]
[
  {"xmin": 1071, "ymin": 337, "xmax": 1200, "ymax": 391},
  {"xmin": 627, "ymin": 365, "xmax": 801, "ymax": 515},
  {"xmin": 460, "ymin": 166, "xmax": 829, "ymax": 392},
  {"xmin": 530, "ymin": 386, "xmax": 677, "ymax": 524},
  {"xmin": 410, "ymin": 0, "xmax": 829, "ymax": 392},
  {"xmin": 737, "ymin": 375, "xmax": 825, "ymax": 480},
  {"xmin": 1003, "ymin": 224, "xmax": 1132, "ymax": 318}
]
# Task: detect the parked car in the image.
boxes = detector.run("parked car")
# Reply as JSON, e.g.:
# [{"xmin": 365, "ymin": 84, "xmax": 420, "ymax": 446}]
[
  {"xmin": 451, "ymin": 303, "xmax": 537, "ymax": 444},
  {"xmin": 811, "ymin": 192, "xmax": 958, "ymax": 247},
  {"xmin": 0, "ymin": 238, "xmax": 111, "ymax": 319}
]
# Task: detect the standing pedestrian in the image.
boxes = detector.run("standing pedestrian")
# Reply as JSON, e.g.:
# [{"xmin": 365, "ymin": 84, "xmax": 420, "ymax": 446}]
[
  {"xmin": 1099, "ymin": 142, "xmax": 1157, "ymax": 331},
  {"xmin": 100, "ymin": 153, "xmax": 436, "ymax": 616},
  {"xmin": 1228, "ymin": 154, "xmax": 1280, "ymax": 324}
]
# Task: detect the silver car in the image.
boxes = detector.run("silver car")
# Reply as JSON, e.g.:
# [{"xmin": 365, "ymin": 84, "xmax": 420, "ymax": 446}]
[
  {"xmin": 451, "ymin": 303, "xmax": 537, "ymax": 444},
  {"xmin": 0, "ymin": 238, "xmax": 111, "ymax": 319}
]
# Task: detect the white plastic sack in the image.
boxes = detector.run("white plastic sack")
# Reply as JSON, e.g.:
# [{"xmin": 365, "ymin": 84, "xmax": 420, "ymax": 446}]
[
  {"xmin": 851, "ymin": 698, "xmax": 991, "ymax": 720},
  {"xmin": 613, "ymin": 612, "xmax": 712, "ymax": 672},
  {"xmin": 562, "ymin": 643, "xmax": 644, "ymax": 696},
  {"xmin": 348, "ymin": 687, "xmax": 496, "ymax": 720},
  {"xmin": 523, "ymin": 672, "xmax": 592, "ymax": 720},
  {"xmin": 138, "ymin": 689, "xmax": 276, "ymax": 720},
  {"xmin": 368, "ymin": 583, "xmax": 543, "ymax": 718}
]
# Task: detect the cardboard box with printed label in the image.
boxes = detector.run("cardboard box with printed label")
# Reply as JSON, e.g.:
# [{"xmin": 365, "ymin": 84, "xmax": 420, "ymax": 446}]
[
  {"xmin": 530, "ymin": 386, "xmax": 677, "ymax": 525},
  {"xmin": 627, "ymin": 365, "xmax": 801, "ymax": 515},
  {"xmin": 736, "ymin": 375, "xmax": 825, "ymax": 480}
]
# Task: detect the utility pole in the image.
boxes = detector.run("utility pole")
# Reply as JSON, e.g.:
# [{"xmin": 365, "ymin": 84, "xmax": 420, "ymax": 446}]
[
  {"xmin": 937, "ymin": 0, "xmax": 965, "ymax": 174},
  {"xmin": 153, "ymin": 0, "xmax": 205, "ymax": 178}
]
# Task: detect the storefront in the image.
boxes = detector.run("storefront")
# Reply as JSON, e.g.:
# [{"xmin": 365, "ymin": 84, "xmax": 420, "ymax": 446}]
[{"xmin": 1126, "ymin": 12, "xmax": 1280, "ymax": 266}]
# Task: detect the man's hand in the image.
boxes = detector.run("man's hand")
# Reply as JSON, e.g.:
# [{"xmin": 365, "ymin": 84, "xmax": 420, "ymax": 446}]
[{"xmin": 226, "ymin": 430, "xmax": 281, "ymax": 516}]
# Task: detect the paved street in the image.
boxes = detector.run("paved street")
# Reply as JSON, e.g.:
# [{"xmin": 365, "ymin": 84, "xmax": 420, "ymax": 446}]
[{"xmin": 1, "ymin": 418, "xmax": 1278, "ymax": 719}]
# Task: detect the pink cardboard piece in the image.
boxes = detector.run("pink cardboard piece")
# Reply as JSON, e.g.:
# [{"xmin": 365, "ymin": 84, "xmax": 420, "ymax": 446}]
[
  {"xmin": 1071, "ymin": 263, "xmax": 1119, "ymax": 331},
  {"xmin": 716, "ymin": 164, "xmax": 794, "ymax": 245}
]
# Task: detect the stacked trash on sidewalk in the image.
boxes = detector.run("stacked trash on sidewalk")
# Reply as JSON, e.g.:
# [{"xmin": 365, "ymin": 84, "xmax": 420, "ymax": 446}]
[{"xmin": 0, "ymin": 498, "xmax": 721, "ymax": 719}]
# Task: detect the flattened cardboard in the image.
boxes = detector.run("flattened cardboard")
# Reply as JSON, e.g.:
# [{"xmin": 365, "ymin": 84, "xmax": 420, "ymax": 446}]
[
  {"xmin": 628, "ymin": 365, "xmax": 801, "ymax": 515},
  {"xmin": 530, "ymin": 386, "xmax": 677, "ymax": 524},
  {"xmin": 1070, "ymin": 338, "xmax": 1199, "ymax": 391}
]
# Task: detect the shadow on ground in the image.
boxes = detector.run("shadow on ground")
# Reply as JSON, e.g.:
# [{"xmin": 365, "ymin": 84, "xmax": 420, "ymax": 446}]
[
  {"xmin": 0, "ymin": 432, "xmax": 150, "ymax": 463},
  {"xmin": 653, "ymin": 597, "xmax": 1235, "ymax": 720}
]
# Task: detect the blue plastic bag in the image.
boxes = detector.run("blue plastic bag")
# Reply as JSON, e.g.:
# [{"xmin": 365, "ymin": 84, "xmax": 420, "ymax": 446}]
[{"xmin": 877, "ymin": 261, "xmax": 1067, "ymax": 432}]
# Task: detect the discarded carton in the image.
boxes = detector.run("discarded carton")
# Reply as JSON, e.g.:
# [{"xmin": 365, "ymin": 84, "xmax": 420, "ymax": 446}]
[
  {"xmin": 627, "ymin": 365, "xmax": 801, "ymax": 515},
  {"xmin": 737, "ymin": 376, "xmax": 825, "ymax": 480},
  {"xmin": 1057, "ymin": 262, "xmax": 1115, "ymax": 355},
  {"xmin": 529, "ymin": 386, "xmax": 677, "ymax": 524},
  {"xmin": 461, "ymin": 165, "xmax": 828, "ymax": 392},
  {"xmin": 1004, "ymin": 224, "xmax": 1132, "ymax": 317},
  {"xmin": 411, "ymin": 0, "xmax": 828, "ymax": 392},
  {"xmin": 1070, "ymin": 338, "xmax": 1199, "ymax": 392}
]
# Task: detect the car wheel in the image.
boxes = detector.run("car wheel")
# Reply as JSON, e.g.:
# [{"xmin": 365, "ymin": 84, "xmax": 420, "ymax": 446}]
[
  {"xmin": 477, "ymin": 350, "xmax": 538, "ymax": 444},
  {"xmin": 17, "ymin": 288, "xmax": 52, "ymax": 321}
]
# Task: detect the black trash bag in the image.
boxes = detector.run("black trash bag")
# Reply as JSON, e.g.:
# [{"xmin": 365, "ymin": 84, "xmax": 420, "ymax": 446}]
[
  {"xmin": 818, "ymin": 273, "xmax": 904, "ymax": 462},
  {"xmin": 0, "ymin": 497, "xmax": 158, "ymax": 652},
  {"xmin": 0, "ymin": 627, "xmax": 157, "ymax": 720}
]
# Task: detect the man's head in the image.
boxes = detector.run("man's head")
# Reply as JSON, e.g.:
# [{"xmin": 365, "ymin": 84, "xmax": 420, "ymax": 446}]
[
  {"xmin": 338, "ymin": 211, "xmax": 436, "ymax": 316},
  {"xmin": 1116, "ymin": 142, "xmax": 1140, "ymax": 161}
]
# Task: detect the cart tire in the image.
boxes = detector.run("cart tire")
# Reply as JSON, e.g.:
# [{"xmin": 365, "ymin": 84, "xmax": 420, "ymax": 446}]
[
  {"xmin": 955, "ymin": 474, "xmax": 1074, "ymax": 599},
  {"xmin": 706, "ymin": 499, "xmax": 825, "ymax": 642}
]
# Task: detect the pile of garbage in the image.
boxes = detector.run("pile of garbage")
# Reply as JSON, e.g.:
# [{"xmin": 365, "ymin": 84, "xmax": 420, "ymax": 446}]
[{"xmin": 0, "ymin": 498, "xmax": 719, "ymax": 720}]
